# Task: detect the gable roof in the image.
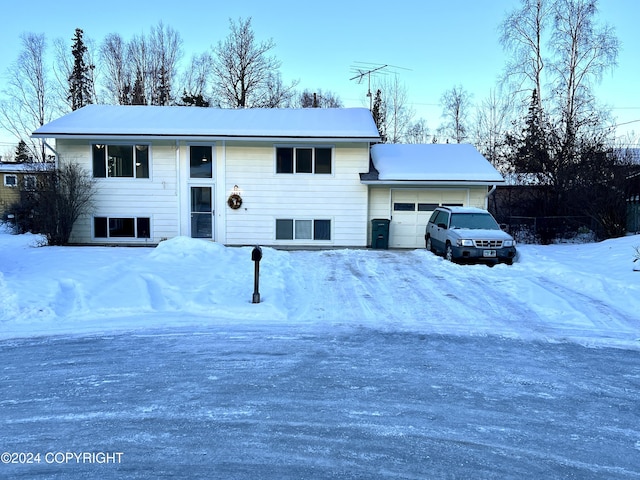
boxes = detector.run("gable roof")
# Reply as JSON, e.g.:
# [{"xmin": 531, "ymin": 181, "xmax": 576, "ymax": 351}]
[
  {"xmin": 364, "ymin": 143, "xmax": 504, "ymax": 185},
  {"xmin": 32, "ymin": 105, "xmax": 381, "ymax": 142}
]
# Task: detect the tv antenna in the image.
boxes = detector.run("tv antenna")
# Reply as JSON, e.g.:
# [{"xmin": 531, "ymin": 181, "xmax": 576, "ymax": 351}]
[{"xmin": 349, "ymin": 62, "xmax": 410, "ymax": 110}]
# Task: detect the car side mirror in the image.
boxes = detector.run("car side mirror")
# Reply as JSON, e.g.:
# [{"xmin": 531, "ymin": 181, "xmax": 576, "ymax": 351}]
[{"xmin": 437, "ymin": 223, "xmax": 447, "ymax": 229}]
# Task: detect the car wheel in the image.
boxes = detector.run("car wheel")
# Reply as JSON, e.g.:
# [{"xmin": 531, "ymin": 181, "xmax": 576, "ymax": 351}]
[
  {"xmin": 445, "ymin": 243, "xmax": 455, "ymax": 262},
  {"xmin": 426, "ymin": 236, "xmax": 433, "ymax": 252}
]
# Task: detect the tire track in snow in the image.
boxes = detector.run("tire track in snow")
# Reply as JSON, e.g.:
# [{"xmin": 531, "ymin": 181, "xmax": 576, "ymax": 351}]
[{"xmin": 531, "ymin": 275, "xmax": 640, "ymax": 340}]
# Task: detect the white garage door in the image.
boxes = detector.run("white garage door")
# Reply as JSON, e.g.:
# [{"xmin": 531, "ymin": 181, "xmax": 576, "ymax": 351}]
[{"xmin": 389, "ymin": 190, "xmax": 468, "ymax": 248}]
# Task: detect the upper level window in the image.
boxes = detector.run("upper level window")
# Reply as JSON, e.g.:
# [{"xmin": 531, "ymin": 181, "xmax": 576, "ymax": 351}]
[
  {"xmin": 190, "ymin": 145, "xmax": 213, "ymax": 179},
  {"xmin": 276, "ymin": 147, "xmax": 332, "ymax": 174},
  {"xmin": 92, "ymin": 144, "xmax": 149, "ymax": 178},
  {"xmin": 4, "ymin": 174, "xmax": 17, "ymax": 187}
]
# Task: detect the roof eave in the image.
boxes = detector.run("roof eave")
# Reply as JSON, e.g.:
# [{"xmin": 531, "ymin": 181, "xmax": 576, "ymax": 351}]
[
  {"xmin": 360, "ymin": 179, "xmax": 505, "ymax": 186},
  {"xmin": 31, "ymin": 133, "xmax": 381, "ymax": 143}
]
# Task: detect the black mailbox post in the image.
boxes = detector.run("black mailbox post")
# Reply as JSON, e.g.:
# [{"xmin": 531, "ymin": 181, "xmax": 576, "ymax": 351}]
[{"xmin": 251, "ymin": 246, "xmax": 262, "ymax": 303}]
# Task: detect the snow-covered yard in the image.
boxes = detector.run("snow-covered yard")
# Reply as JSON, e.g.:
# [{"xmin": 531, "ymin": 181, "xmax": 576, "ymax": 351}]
[
  {"xmin": 1, "ymin": 224, "xmax": 639, "ymax": 348},
  {"xmin": 0, "ymin": 225, "xmax": 640, "ymax": 347},
  {"xmin": 2, "ymin": 226, "xmax": 640, "ymax": 478}
]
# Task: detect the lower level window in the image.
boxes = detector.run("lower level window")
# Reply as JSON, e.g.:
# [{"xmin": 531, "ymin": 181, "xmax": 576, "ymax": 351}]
[
  {"xmin": 94, "ymin": 217, "xmax": 151, "ymax": 238},
  {"xmin": 276, "ymin": 219, "xmax": 331, "ymax": 240}
]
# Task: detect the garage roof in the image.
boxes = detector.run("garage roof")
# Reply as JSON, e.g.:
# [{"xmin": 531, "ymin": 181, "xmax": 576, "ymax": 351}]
[
  {"xmin": 32, "ymin": 105, "xmax": 381, "ymax": 142},
  {"xmin": 365, "ymin": 144, "xmax": 504, "ymax": 185}
]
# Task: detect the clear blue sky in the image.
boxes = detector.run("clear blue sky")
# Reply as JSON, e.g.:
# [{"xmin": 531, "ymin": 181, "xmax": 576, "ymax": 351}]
[{"xmin": 0, "ymin": 0, "xmax": 638, "ymax": 152}]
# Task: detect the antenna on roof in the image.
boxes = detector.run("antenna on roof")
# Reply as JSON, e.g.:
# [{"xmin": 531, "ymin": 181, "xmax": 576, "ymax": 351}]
[{"xmin": 349, "ymin": 62, "xmax": 410, "ymax": 110}]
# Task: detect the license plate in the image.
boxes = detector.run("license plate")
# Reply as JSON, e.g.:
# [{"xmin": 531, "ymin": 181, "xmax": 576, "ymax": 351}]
[{"xmin": 483, "ymin": 250, "xmax": 497, "ymax": 258}]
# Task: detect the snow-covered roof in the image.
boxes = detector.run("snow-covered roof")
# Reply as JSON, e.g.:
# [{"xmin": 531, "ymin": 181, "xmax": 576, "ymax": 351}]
[
  {"xmin": 32, "ymin": 105, "xmax": 381, "ymax": 142},
  {"xmin": 366, "ymin": 144, "xmax": 504, "ymax": 185},
  {"xmin": 0, "ymin": 162, "xmax": 54, "ymax": 173}
]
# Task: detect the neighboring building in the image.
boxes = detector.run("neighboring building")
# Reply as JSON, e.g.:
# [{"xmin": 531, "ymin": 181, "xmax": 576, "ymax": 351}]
[
  {"xmin": 32, "ymin": 105, "xmax": 505, "ymax": 248},
  {"xmin": 0, "ymin": 163, "xmax": 41, "ymax": 217}
]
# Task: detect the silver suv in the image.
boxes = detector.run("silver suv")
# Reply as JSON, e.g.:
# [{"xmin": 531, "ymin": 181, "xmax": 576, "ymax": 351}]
[{"xmin": 425, "ymin": 207, "xmax": 517, "ymax": 264}]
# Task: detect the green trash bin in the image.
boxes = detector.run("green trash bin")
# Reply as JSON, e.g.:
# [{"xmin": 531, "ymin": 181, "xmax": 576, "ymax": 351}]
[{"xmin": 371, "ymin": 219, "xmax": 390, "ymax": 249}]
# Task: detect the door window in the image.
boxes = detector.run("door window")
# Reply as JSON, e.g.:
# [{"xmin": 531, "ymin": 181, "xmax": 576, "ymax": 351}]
[{"xmin": 191, "ymin": 187, "xmax": 213, "ymax": 238}]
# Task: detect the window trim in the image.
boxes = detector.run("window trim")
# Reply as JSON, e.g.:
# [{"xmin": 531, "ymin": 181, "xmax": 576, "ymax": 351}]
[
  {"xmin": 188, "ymin": 144, "xmax": 214, "ymax": 179},
  {"xmin": 92, "ymin": 143, "xmax": 151, "ymax": 179},
  {"xmin": 93, "ymin": 216, "xmax": 152, "ymax": 240},
  {"xmin": 275, "ymin": 145, "xmax": 333, "ymax": 175},
  {"xmin": 23, "ymin": 175, "xmax": 37, "ymax": 191},
  {"xmin": 275, "ymin": 218, "xmax": 332, "ymax": 241},
  {"xmin": 3, "ymin": 174, "xmax": 18, "ymax": 187}
]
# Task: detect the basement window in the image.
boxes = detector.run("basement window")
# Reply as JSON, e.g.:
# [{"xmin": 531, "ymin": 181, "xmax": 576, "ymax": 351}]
[
  {"xmin": 94, "ymin": 217, "xmax": 151, "ymax": 239},
  {"xmin": 276, "ymin": 219, "xmax": 331, "ymax": 241}
]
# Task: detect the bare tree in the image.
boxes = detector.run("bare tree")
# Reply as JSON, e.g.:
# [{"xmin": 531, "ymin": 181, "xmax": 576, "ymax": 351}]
[
  {"xmin": 0, "ymin": 33, "xmax": 53, "ymax": 161},
  {"xmin": 439, "ymin": 85, "xmax": 472, "ymax": 144},
  {"xmin": 473, "ymin": 89, "xmax": 514, "ymax": 172},
  {"xmin": 298, "ymin": 89, "xmax": 343, "ymax": 108},
  {"xmin": 180, "ymin": 52, "xmax": 213, "ymax": 105},
  {"xmin": 100, "ymin": 33, "xmax": 131, "ymax": 104},
  {"xmin": 9, "ymin": 161, "xmax": 95, "ymax": 245},
  {"xmin": 405, "ymin": 118, "xmax": 430, "ymax": 144},
  {"xmin": 550, "ymin": 0, "xmax": 618, "ymax": 146},
  {"xmin": 127, "ymin": 33, "xmax": 151, "ymax": 105},
  {"xmin": 373, "ymin": 75, "xmax": 413, "ymax": 143},
  {"xmin": 148, "ymin": 22, "xmax": 182, "ymax": 106},
  {"xmin": 212, "ymin": 17, "xmax": 295, "ymax": 108},
  {"xmin": 499, "ymin": 0, "xmax": 552, "ymax": 116}
]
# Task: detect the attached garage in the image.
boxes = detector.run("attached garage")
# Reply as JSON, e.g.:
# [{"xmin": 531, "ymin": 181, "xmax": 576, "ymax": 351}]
[{"xmin": 363, "ymin": 144, "xmax": 505, "ymax": 248}]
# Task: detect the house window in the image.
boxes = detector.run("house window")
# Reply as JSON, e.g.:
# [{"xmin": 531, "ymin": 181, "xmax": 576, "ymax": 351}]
[
  {"xmin": 4, "ymin": 174, "xmax": 17, "ymax": 187},
  {"xmin": 276, "ymin": 219, "xmax": 331, "ymax": 240},
  {"xmin": 418, "ymin": 203, "xmax": 439, "ymax": 212},
  {"xmin": 394, "ymin": 203, "xmax": 415, "ymax": 211},
  {"xmin": 94, "ymin": 216, "xmax": 151, "ymax": 238},
  {"xmin": 190, "ymin": 145, "xmax": 213, "ymax": 178},
  {"xmin": 276, "ymin": 147, "xmax": 332, "ymax": 174},
  {"xmin": 23, "ymin": 175, "xmax": 37, "ymax": 191},
  {"xmin": 92, "ymin": 144, "xmax": 150, "ymax": 178}
]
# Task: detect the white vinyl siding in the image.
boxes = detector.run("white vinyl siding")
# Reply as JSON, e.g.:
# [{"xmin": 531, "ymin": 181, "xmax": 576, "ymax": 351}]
[
  {"xmin": 368, "ymin": 187, "xmax": 490, "ymax": 248},
  {"xmin": 224, "ymin": 142, "xmax": 369, "ymax": 247},
  {"xmin": 56, "ymin": 139, "xmax": 180, "ymax": 244}
]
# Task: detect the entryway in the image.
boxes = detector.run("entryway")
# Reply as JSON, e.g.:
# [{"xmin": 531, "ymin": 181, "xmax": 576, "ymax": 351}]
[{"xmin": 190, "ymin": 186, "xmax": 214, "ymax": 239}]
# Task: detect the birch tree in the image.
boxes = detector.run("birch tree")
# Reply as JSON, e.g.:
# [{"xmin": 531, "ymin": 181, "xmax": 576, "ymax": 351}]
[
  {"xmin": 439, "ymin": 85, "xmax": 472, "ymax": 144},
  {"xmin": 0, "ymin": 33, "xmax": 52, "ymax": 161},
  {"xmin": 212, "ymin": 17, "xmax": 295, "ymax": 108}
]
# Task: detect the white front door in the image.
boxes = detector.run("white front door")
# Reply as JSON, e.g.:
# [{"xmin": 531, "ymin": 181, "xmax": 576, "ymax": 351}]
[{"xmin": 190, "ymin": 186, "xmax": 214, "ymax": 239}]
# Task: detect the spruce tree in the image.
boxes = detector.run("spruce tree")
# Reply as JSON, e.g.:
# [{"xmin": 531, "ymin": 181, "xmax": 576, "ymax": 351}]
[
  {"xmin": 15, "ymin": 140, "xmax": 30, "ymax": 163},
  {"xmin": 68, "ymin": 28, "xmax": 94, "ymax": 110},
  {"xmin": 371, "ymin": 89, "xmax": 386, "ymax": 143}
]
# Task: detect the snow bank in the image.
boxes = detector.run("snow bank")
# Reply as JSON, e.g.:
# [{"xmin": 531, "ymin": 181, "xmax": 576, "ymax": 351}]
[{"xmin": 1, "ymin": 226, "xmax": 639, "ymax": 348}]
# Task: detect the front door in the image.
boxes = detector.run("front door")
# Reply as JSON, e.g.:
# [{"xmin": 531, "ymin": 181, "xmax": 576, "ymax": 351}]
[{"xmin": 191, "ymin": 186, "xmax": 213, "ymax": 238}]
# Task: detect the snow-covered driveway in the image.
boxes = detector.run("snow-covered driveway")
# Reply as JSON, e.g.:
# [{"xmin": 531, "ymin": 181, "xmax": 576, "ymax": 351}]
[{"xmin": 1, "ymin": 230, "xmax": 638, "ymax": 348}]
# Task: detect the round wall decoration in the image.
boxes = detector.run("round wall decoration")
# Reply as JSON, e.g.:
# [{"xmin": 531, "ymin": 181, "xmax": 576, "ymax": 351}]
[{"xmin": 227, "ymin": 193, "xmax": 243, "ymax": 209}]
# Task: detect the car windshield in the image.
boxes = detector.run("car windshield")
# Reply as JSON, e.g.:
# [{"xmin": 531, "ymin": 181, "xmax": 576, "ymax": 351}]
[{"xmin": 450, "ymin": 213, "xmax": 500, "ymax": 230}]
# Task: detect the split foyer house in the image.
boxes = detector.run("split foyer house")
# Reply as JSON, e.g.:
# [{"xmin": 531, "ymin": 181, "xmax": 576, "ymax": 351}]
[{"xmin": 32, "ymin": 105, "xmax": 505, "ymax": 248}]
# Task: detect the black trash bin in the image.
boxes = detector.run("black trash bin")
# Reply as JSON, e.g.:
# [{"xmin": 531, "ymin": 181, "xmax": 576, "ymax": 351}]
[{"xmin": 371, "ymin": 219, "xmax": 390, "ymax": 249}]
